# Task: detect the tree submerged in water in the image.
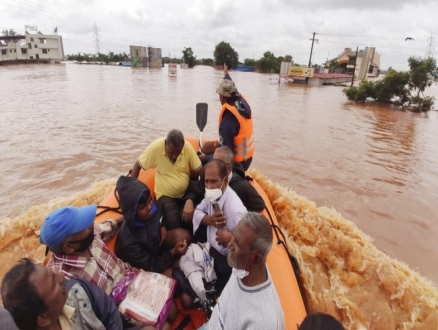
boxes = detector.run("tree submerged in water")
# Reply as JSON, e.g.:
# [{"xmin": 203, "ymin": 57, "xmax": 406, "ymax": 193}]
[
  {"xmin": 343, "ymin": 56, "xmax": 438, "ymax": 111},
  {"xmin": 182, "ymin": 47, "xmax": 196, "ymax": 68},
  {"xmin": 66, "ymin": 52, "xmax": 129, "ymax": 64},
  {"xmin": 213, "ymin": 41, "xmax": 239, "ymax": 69}
]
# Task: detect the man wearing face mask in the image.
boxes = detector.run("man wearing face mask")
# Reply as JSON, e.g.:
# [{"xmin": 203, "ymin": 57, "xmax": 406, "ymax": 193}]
[
  {"xmin": 204, "ymin": 212, "xmax": 285, "ymax": 330},
  {"xmin": 192, "ymin": 159, "xmax": 247, "ymax": 292},
  {"xmin": 40, "ymin": 205, "xmax": 132, "ymax": 295}
]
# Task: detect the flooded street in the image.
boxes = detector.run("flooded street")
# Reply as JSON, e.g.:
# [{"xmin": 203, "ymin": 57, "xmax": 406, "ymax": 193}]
[{"xmin": 0, "ymin": 63, "xmax": 437, "ymax": 285}]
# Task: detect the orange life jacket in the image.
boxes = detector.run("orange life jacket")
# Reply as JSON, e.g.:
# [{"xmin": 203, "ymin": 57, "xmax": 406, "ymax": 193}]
[{"xmin": 218, "ymin": 98, "xmax": 254, "ymax": 162}]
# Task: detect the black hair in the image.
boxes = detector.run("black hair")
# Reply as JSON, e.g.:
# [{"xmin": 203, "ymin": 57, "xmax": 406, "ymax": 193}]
[
  {"xmin": 166, "ymin": 129, "xmax": 185, "ymax": 147},
  {"xmin": 205, "ymin": 159, "xmax": 228, "ymax": 179},
  {"xmin": 1, "ymin": 258, "xmax": 48, "ymax": 330},
  {"xmin": 298, "ymin": 312, "xmax": 345, "ymax": 330}
]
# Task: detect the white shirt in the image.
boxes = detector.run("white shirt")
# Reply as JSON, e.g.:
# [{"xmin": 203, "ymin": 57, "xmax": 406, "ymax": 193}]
[
  {"xmin": 193, "ymin": 186, "xmax": 247, "ymax": 255},
  {"xmin": 208, "ymin": 268, "xmax": 285, "ymax": 330}
]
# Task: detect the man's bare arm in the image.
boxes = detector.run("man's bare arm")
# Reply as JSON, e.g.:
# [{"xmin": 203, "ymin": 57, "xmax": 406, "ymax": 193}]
[{"xmin": 131, "ymin": 161, "xmax": 141, "ymax": 178}]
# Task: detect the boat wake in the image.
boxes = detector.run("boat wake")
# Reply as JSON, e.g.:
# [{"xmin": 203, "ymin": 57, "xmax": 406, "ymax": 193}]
[{"xmin": 249, "ymin": 170, "xmax": 438, "ymax": 330}]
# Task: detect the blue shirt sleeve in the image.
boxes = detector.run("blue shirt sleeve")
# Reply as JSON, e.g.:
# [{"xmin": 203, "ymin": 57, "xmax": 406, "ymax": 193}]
[{"xmin": 219, "ymin": 110, "xmax": 240, "ymax": 150}]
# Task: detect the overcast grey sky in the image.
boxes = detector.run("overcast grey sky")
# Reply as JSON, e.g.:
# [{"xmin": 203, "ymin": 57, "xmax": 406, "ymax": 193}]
[{"xmin": 1, "ymin": 0, "xmax": 437, "ymax": 70}]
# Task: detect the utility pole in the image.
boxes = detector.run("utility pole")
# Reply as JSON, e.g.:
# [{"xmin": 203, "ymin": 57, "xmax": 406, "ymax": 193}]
[
  {"xmin": 306, "ymin": 32, "xmax": 318, "ymax": 85},
  {"xmin": 351, "ymin": 47, "xmax": 358, "ymax": 87},
  {"xmin": 425, "ymin": 32, "xmax": 435, "ymax": 59},
  {"xmin": 92, "ymin": 23, "xmax": 101, "ymax": 55}
]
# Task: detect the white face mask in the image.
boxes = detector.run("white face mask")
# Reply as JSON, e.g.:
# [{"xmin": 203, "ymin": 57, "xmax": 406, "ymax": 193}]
[
  {"xmin": 205, "ymin": 180, "xmax": 224, "ymax": 203},
  {"xmin": 232, "ymin": 267, "xmax": 249, "ymax": 279}
]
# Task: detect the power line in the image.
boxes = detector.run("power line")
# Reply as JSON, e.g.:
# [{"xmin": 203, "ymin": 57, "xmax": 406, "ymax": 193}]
[
  {"xmin": 4, "ymin": 0, "xmax": 144, "ymax": 45},
  {"xmin": 1, "ymin": 1, "xmax": 89, "ymax": 34},
  {"xmin": 318, "ymin": 39, "xmax": 429, "ymax": 53},
  {"xmin": 319, "ymin": 32, "xmax": 430, "ymax": 44},
  {"xmin": 0, "ymin": 24, "xmax": 115, "ymax": 53},
  {"xmin": 318, "ymin": 42, "xmax": 327, "ymax": 62},
  {"xmin": 11, "ymin": 0, "xmax": 90, "ymax": 32},
  {"xmin": 272, "ymin": 40, "xmax": 308, "ymax": 54}
]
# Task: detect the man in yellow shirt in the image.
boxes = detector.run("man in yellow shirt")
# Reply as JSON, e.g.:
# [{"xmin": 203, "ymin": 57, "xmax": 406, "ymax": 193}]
[{"xmin": 131, "ymin": 129, "xmax": 202, "ymax": 230}]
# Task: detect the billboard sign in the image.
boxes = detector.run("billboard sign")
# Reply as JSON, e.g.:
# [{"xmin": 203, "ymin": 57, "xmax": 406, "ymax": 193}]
[
  {"xmin": 25, "ymin": 25, "xmax": 38, "ymax": 34},
  {"xmin": 288, "ymin": 66, "xmax": 314, "ymax": 78},
  {"xmin": 168, "ymin": 63, "xmax": 177, "ymax": 76}
]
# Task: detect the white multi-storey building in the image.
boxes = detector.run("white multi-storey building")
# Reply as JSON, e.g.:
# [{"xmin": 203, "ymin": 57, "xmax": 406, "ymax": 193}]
[{"xmin": 0, "ymin": 31, "xmax": 64, "ymax": 64}]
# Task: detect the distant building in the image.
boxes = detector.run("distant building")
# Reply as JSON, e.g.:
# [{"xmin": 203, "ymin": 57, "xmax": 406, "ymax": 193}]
[
  {"xmin": 148, "ymin": 47, "xmax": 162, "ymax": 68},
  {"xmin": 130, "ymin": 45, "xmax": 148, "ymax": 67},
  {"xmin": 0, "ymin": 30, "xmax": 64, "ymax": 64},
  {"xmin": 128, "ymin": 46, "xmax": 162, "ymax": 68},
  {"xmin": 326, "ymin": 47, "xmax": 380, "ymax": 79}
]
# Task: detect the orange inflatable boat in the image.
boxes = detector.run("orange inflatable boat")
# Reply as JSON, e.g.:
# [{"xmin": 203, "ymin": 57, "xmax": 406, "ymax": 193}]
[{"xmin": 95, "ymin": 137, "xmax": 306, "ymax": 329}]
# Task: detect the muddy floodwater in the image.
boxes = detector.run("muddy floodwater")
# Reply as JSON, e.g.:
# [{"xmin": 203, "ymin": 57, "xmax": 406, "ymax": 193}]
[{"xmin": 0, "ymin": 63, "xmax": 437, "ymax": 329}]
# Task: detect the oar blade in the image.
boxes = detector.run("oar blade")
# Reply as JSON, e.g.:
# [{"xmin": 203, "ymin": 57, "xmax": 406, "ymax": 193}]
[{"xmin": 196, "ymin": 103, "xmax": 208, "ymax": 132}]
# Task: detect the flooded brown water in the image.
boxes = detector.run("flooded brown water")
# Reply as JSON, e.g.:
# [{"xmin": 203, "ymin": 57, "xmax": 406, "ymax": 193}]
[{"xmin": 1, "ymin": 64, "xmax": 437, "ymax": 329}]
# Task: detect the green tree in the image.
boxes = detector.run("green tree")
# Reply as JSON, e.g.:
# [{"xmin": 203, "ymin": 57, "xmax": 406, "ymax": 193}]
[
  {"xmin": 76, "ymin": 52, "xmax": 84, "ymax": 62},
  {"xmin": 162, "ymin": 57, "xmax": 182, "ymax": 64},
  {"xmin": 201, "ymin": 58, "xmax": 214, "ymax": 66},
  {"xmin": 66, "ymin": 51, "xmax": 130, "ymax": 64},
  {"xmin": 1, "ymin": 29, "xmax": 19, "ymax": 43},
  {"xmin": 258, "ymin": 51, "xmax": 277, "ymax": 73},
  {"xmin": 97, "ymin": 53, "xmax": 110, "ymax": 64},
  {"xmin": 83, "ymin": 53, "xmax": 92, "ymax": 63},
  {"xmin": 263, "ymin": 51, "xmax": 275, "ymax": 59},
  {"xmin": 407, "ymin": 56, "xmax": 438, "ymax": 111},
  {"xmin": 329, "ymin": 61, "xmax": 340, "ymax": 70},
  {"xmin": 374, "ymin": 68, "xmax": 410, "ymax": 104},
  {"xmin": 342, "ymin": 57, "xmax": 438, "ymax": 111},
  {"xmin": 243, "ymin": 58, "xmax": 257, "ymax": 66},
  {"xmin": 108, "ymin": 51, "xmax": 115, "ymax": 63},
  {"xmin": 343, "ymin": 70, "xmax": 409, "ymax": 103},
  {"xmin": 182, "ymin": 47, "xmax": 196, "ymax": 68},
  {"xmin": 284, "ymin": 55, "xmax": 293, "ymax": 63},
  {"xmin": 1, "ymin": 29, "xmax": 17, "ymax": 36},
  {"xmin": 213, "ymin": 41, "xmax": 239, "ymax": 69}
]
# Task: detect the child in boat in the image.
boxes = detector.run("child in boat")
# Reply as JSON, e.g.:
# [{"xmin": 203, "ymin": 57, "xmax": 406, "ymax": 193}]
[{"xmin": 115, "ymin": 175, "xmax": 191, "ymax": 275}]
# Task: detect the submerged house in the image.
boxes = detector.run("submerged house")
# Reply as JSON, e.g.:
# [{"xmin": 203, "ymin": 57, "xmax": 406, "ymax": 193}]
[
  {"xmin": 326, "ymin": 47, "xmax": 380, "ymax": 79},
  {"xmin": 0, "ymin": 30, "xmax": 64, "ymax": 64}
]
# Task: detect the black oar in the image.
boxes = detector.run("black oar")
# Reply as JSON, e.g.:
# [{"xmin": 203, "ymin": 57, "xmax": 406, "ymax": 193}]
[{"xmin": 196, "ymin": 103, "xmax": 208, "ymax": 151}]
